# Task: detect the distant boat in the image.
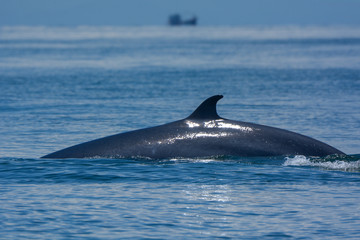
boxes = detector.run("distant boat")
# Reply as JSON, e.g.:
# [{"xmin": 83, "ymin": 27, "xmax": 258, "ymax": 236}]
[{"xmin": 168, "ymin": 14, "xmax": 197, "ymax": 26}]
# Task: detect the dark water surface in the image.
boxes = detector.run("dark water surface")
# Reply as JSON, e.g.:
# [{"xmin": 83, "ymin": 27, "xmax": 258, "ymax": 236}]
[{"xmin": 1, "ymin": 26, "xmax": 360, "ymax": 239}]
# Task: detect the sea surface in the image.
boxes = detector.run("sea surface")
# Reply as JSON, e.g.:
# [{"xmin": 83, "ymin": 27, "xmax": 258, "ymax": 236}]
[{"xmin": 1, "ymin": 26, "xmax": 360, "ymax": 239}]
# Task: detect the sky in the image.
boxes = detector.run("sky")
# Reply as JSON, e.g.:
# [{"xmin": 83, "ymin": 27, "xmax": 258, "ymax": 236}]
[{"xmin": 1, "ymin": 0, "xmax": 360, "ymax": 26}]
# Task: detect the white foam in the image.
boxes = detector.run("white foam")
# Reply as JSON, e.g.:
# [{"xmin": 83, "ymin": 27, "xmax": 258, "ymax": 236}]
[
  {"xmin": 185, "ymin": 120, "xmax": 254, "ymax": 132},
  {"xmin": 284, "ymin": 155, "xmax": 360, "ymax": 171},
  {"xmin": 283, "ymin": 155, "xmax": 310, "ymax": 166}
]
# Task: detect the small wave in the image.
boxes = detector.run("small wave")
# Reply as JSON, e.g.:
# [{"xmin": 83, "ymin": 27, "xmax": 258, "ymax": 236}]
[
  {"xmin": 168, "ymin": 156, "xmax": 230, "ymax": 163},
  {"xmin": 169, "ymin": 158, "xmax": 217, "ymax": 163},
  {"xmin": 283, "ymin": 155, "xmax": 360, "ymax": 171}
]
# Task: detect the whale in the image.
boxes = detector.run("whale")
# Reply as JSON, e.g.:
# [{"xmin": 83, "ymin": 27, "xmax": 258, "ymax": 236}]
[{"xmin": 42, "ymin": 95, "xmax": 344, "ymax": 159}]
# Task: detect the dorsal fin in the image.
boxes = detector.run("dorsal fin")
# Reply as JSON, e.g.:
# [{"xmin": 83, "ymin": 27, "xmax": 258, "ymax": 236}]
[{"xmin": 187, "ymin": 95, "xmax": 223, "ymax": 120}]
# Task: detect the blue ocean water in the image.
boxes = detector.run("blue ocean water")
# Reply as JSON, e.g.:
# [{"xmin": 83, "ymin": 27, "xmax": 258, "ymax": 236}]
[{"xmin": 1, "ymin": 26, "xmax": 360, "ymax": 239}]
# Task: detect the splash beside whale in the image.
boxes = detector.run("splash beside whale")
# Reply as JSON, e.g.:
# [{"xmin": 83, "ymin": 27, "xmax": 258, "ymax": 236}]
[{"xmin": 42, "ymin": 95, "xmax": 344, "ymax": 159}]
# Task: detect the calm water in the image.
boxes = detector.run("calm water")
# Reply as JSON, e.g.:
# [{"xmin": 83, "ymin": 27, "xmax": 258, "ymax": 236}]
[{"xmin": 1, "ymin": 26, "xmax": 360, "ymax": 239}]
